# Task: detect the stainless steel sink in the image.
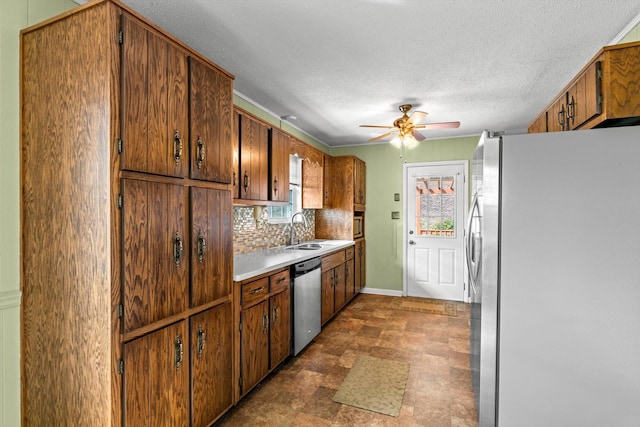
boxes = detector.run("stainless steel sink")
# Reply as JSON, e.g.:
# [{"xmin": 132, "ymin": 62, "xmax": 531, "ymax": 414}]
[{"xmin": 287, "ymin": 243, "xmax": 323, "ymax": 250}]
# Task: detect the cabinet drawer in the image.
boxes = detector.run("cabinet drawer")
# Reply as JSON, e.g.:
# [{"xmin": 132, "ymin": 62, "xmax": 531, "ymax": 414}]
[
  {"xmin": 345, "ymin": 246, "xmax": 355, "ymax": 260},
  {"xmin": 242, "ymin": 277, "xmax": 269, "ymax": 307},
  {"xmin": 270, "ymin": 269, "xmax": 290, "ymax": 293},
  {"xmin": 322, "ymin": 250, "xmax": 346, "ymax": 272}
]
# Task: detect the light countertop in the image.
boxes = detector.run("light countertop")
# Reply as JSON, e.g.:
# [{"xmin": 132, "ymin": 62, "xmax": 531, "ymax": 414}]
[{"xmin": 233, "ymin": 239, "xmax": 355, "ymax": 281}]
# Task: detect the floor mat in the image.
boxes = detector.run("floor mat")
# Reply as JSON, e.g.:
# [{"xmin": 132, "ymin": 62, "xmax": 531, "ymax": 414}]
[{"xmin": 332, "ymin": 354, "xmax": 409, "ymax": 417}]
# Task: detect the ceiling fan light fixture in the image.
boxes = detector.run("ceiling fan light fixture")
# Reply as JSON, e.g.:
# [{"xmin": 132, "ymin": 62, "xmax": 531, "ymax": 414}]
[
  {"xmin": 403, "ymin": 133, "xmax": 419, "ymax": 149},
  {"xmin": 390, "ymin": 135, "xmax": 402, "ymax": 148}
]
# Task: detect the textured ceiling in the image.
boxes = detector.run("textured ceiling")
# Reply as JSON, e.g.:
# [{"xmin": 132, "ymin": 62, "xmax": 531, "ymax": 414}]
[{"xmin": 117, "ymin": 0, "xmax": 640, "ymax": 147}]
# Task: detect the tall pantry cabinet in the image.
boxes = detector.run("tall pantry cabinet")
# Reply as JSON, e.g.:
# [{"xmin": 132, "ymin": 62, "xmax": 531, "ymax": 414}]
[{"xmin": 20, "ymin": 1, "xmax": 234, "ymax": 426}]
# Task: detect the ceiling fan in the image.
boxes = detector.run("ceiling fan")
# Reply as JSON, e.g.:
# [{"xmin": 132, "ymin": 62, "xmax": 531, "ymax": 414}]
[{"xmin": 360, "ymin": 104, "xmax": 460, "ymax": 147}]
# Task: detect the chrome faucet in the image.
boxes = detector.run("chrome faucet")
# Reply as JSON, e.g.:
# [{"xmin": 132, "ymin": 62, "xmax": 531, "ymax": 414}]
[{"xmin": 289, "ymin": 211, "xmax": 309, "ymax": 246}]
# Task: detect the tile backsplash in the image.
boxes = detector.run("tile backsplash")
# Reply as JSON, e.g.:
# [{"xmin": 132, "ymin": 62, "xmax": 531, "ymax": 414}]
[{"xmin": 233, "ymin": 207, "xmax": 315, "ymax": 254}]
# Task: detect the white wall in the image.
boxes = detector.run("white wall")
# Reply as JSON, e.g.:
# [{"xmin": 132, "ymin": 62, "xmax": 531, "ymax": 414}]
[{"xmin": 0, "ymin": 1, "xmax": 77, "ymax": 425}]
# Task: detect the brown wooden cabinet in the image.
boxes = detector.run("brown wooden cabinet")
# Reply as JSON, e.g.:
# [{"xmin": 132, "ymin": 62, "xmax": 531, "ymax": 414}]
[
  {"xmin": 124, "ymin": 321, "xmax": 190, "ymax": 426},
  {"xmin": 190, "ymin": 187, "xmax": 232, "ymax": 306},
  {"xmin": 190, "ymin": 303, "xmax": 233, "ymax": 427},
  {"xmin": 290, "ymin": 137, "xmax": 325, "ymax": 209},
  {"xmin": 355, "ymin": 238, "xmax": 366, "ymax": 292},
  {"xmin": 122, "ymin": 179, "xmax": 189, "ymax": 333},
  {"xmin": 529, "ymin": 41, "xmax": 640, "ymax": 133},
  {"xmin": 321, "ymin": 250, "xmax": 347, "ymax": 325},
  {"xmin": 323, "ymin": 154, "xmax": 333, "ymax": 208},
  {"xmin": 354, "ymin": 157, "xmax": 366, "ymax": 208},
  {"xmin": 269, "ymin": 128, "xmax": 290, "ymax": 202},
  {"xmin": 237, "ymin": 111, "xmax": 269, "ymax": 201},
  {"xmin": 21, "ymin": 2, "xmax": 235, "ymax": 426},
  {"xmin": 121, "ymin": 14, "xmax": 189, "ymax": 178},
  {"xmin": 345, "ymin": 246, "xmax": 356, "ymax": 302},
  {"xmin": 189, "ymin": 57, "xmax": 233, "ymax": 184},
  {"xmin": 237, "ymin": 268, "xmax": 291, "ymax": 396},
  {"xmin": 316, "ymin": 155, "xmax": 366, "ymax": 240}
]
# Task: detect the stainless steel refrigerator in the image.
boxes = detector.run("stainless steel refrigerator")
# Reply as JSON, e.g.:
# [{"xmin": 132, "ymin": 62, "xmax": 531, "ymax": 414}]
[{"xmin": 466, "ymin": 127, "xmax": 640, "ymax": 427}]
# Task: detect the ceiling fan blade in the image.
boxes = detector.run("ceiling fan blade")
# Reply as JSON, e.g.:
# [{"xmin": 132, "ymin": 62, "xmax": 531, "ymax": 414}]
[
  {"xmin": 368, "ymin": 130, "xmax": 397, "ymax": 142},
  {"xmin": 411, "ymin": 129, "xmax": 425, "ymax": 141},
  {"xmin": 423, "ymin": 121, "xmax": 460, "ymax": 130},
  {"xmin": 360, "ymin": 124, "xmax": 395, "ymax": 129},
  {"xmin": 406, "ymin": 111, "xmax": 427, "ymax": 125}
]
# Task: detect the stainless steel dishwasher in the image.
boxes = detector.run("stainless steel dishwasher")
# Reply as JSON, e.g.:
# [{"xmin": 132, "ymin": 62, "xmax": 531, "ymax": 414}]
[{"xmin": 291, "ymin": 257, "xmax": 322, "ymax": 356}]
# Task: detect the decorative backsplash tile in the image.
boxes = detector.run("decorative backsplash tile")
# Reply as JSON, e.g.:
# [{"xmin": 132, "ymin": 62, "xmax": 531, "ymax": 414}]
[{"xmin": 233, "ymin": 207, "xmax": 315, "ymax": 254}]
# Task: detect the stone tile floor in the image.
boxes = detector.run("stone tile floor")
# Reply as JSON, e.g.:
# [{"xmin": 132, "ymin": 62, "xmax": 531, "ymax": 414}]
[{"xmin": 217, "ymin": 293, "xmax": 478, "ymax": 426}]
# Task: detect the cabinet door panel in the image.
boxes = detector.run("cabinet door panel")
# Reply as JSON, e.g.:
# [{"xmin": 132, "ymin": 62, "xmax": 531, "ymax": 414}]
[
  {"xmin": 321, "ymin": 270, "xmax": 335, "ymax": 324},
  {"xmin": 123, "ymin": 179, "xmax": 189, "ymax": 332},
  {"xmin": 241, "ymin": 301, "xmax": 269, "ymax": 394},
  {"xmin": 354, "ymin": 158, "xmax": 366, "ymax": 205},
  {"xmin": 269, "ymin": 128, "xmax": 290, "ymax": 202},
  {"xmin": 121, "ymin": 15, "xmax": 188, "ymax": 177},
  {"xmin": 334, "ymin": 263, "xmax": 346, "ymax": 311},
  {"xmin": 232, "ymin": 112, "xmax": 240, "ymax": 197},
  {"xmin": 124, "ymin": 321, "xmax": 189, "ymax": 426},
  {"xmin": 190, "ymin": 57, "xmax": 233, "ymax": 183},
  {"xmin": 191, "ymin": 303, "xmax": 233, "ymax": 427},
  {"xmin": 270, "ymin": 289, "xmax": 291, "ymax": 369},
  {"xmin": 191, "ymin": 187, "xmax": 232, "ymax": 306},
  {"xmin": 239, "ymin": 114, "xmax": 268, "ymax": 200},
  {"xmin": 355, "ymin": 239, "xmax": 366, "ymax": 292},
  {"xmin": 345, "ymin": 258, "xmax": 355, "ymax": 303},
  {"xmin": 323, "ymin": 154, "xmax": 332, "ymax": 208}
]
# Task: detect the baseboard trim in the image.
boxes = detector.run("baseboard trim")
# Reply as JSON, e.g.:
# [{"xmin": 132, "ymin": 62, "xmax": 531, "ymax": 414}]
[
  {"xmin": 359, "ymin": 287, "xmax": 403, "ymax": 297},
  {"xmin": 0, "ymin": 290, "xmax": 21, "ymax": 310}
]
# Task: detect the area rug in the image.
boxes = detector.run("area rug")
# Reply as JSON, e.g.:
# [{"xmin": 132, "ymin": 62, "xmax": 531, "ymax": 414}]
[
  {"xmin": 332, "ymin": 355, "xmax": 409, "ymax": 417},
  {"xmin": 389, "ymin": 297, "xmax": 457, "ymax": 316}
]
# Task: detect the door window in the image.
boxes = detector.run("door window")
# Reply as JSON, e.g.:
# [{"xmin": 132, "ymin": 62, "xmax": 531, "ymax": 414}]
[{"xmin": 415, "ymin": 175, "xmax": 457, "ymax": 238}]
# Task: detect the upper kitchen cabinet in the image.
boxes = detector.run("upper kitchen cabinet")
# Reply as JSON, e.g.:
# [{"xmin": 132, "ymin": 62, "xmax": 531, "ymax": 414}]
[
  {"xmin": 121, "ymin": 15, "xmax": 233, "ymax": 182},
  {"xmin": 316, "ymin": 155, "xmax": 366, "ymax": 240},
  {"xmin": 189, "ymin": 56, "xmax": 233, "ymax": 183},
  {"xmin": 269, "ymin": 128, "xmax": 290, "ymax": 203},
  {"xmin": 236, "ymin": 111, "xmax": 269, "ymax": 201},
  {"xmin": 529, "ymin": 41, "xmax": 640, "ymax": 133},
  {"xmin": 290, "ymin": 138, "xmax": 324, "ymax": 209},
  {"xmin": 323, "ymin": 154, "xmax": 332, "ymax": 208},
  {"xmin": 354, "ymin": 156, "xmax": 366, "ymax": 209},
  {"xmin": 121, "ymin": 15, "xmax": 189, "ymax": 177},
  {"xmin": 233, "ymin": 108, "xmax": 294, "ymax": 204}
]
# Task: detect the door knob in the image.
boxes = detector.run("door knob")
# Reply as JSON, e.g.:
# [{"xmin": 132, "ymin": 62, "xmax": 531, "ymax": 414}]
[
  {"xmin": 409, "ymin": 240, "xmax": 416, "ymax": 245},
  {"xmin": 409, "ymin": 230, "xmax": 414, "ymax": 235}
]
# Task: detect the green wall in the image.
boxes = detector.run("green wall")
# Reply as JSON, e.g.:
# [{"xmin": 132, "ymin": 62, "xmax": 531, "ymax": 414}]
[
  {"xmin": 331, "ymin": 137, "xmax": 480, "ymax": 293},
  {"xmin": 0, "ymin": 1, "xmax": 78, "ymax": 426},
  {"xmin": 620, "ymin": 20, "xmax": 640, "ymax": 43}
]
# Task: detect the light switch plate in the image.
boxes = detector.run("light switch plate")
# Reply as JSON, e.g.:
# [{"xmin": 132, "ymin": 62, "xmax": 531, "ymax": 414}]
[{"xmin": 391, "ymin": 211, "xmax": 400, "ymax": 220}]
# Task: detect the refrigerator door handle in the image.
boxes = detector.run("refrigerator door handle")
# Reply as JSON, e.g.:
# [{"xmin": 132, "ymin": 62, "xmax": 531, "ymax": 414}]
[{"xmin": 465, "ymin": 192, "xmax": 480, "ymax": 293}]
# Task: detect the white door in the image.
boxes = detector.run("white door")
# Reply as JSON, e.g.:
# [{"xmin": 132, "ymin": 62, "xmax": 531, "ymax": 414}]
[{"xmin": 404, "ymin": 162, "xmax": 467, "ymax": 301}]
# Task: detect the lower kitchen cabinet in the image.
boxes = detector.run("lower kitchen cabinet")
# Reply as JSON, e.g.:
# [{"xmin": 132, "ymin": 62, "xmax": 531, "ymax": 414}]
[
  {"xmin": 355, "ymin": 238, "xmax": 366, "ymax": 292},
  {"xmin": 321, "ymin": 249, "xmax": 349, "ymax": 325},
  {"xmin": 345, "ymin": 247, "xmax": 356, "ymax": 302},
  {"xmin": 238, "ymin": 268, "xmax": 291, "ymax": 396},
  {"xmin": 240, "ymin": 299, "xmax": 270, "ymax": 395},
  {"xmin": 124, "ymin": 321, "xmax": 190, "ymax": 426},
  {"xmin": 190, "ymin": 303, "xmax": 233, "ymax": 427}
]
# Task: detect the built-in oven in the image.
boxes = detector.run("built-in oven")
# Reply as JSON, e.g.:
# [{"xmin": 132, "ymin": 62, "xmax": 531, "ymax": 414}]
[{"xmin": 353, "ymin": 213, "xmax": 364, "ymax": 239}]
